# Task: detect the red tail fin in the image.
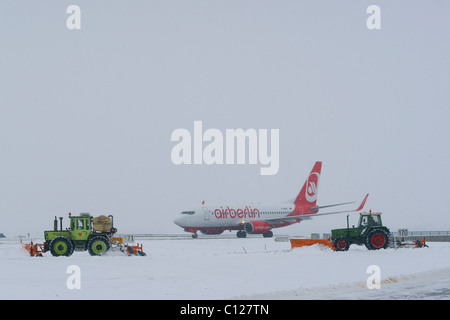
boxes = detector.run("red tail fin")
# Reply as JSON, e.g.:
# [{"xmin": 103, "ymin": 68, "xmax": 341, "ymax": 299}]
[{"xmin": 295, "ymin": 161, "xmax": 322, "ymax": 209}]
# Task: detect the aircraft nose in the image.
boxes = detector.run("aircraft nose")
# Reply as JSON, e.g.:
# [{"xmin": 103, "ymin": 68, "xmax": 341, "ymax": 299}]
[{"xmin": 173, "ymin": 216, "xmax": 186, "ymax": 227}]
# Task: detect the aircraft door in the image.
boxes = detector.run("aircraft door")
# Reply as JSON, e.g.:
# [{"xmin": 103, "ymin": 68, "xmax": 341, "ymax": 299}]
[{"xmin": 202, "ymin": 207, "xmax": 210, "ymax": 220}]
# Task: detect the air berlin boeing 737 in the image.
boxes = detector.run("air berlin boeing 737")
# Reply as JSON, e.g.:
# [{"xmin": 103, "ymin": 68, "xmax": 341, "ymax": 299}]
[{"xmin": 173, "ymin": 161, "xmax": 369, "ymax": 238}]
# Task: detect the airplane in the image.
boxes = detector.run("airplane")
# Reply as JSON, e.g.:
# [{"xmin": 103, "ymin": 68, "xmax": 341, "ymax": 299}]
[{"xmin": 173, "ymin": 161, "xmax": 369, "ymax": 238}]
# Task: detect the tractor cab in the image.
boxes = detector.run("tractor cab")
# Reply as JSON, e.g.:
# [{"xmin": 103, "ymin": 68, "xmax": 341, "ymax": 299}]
[
  {"xmin": 357, "ymin": 211, "xmax": 382, "ymax": 228},
  {"xmin": 69, "ymin": 213, "xmax": 92, "ymax": 241},
  {"xmin": 69, "ymin": 213, "xmax": 91, "ymax": 230},
  {"xmin": 67, "ymin": 212, "xmax": 116, "ymax": 235}
]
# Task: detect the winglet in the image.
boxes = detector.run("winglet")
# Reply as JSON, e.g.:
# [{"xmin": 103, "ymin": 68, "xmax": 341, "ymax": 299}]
[{"xmin": 354, "ymin": 193, "xmax": 369, "ymax": 211}]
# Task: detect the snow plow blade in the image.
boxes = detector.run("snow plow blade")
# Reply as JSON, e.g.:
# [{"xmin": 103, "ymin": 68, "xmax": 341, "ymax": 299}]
[
  {"xmin": 289, "ymin": 238, "xmax": 334, "ymax": 250},
  {"xmin": 111, "ymin": 236, "xmax": 146, "ymax": 256},
  {"xmin": 21, "ymin": 240, "xmax": 45, "ymax": 257},
  {"xmin": 393, "ymin": 238, "xmax": 428, "ymax": 249}
]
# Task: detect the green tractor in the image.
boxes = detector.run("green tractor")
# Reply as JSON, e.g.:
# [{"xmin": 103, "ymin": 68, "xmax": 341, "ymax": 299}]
[
  {"xmin": 331, "ymin": 211, "xmax": 390, "ymax": 251},
  {"xmin": 43, "ymin": 213, "xmax": 117, "ymax": 257}
]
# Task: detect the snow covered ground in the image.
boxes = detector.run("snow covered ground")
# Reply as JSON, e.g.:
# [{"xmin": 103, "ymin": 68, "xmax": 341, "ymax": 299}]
[{"xmin": 1, "ymin": 236, "xmax": 450, "ymax": 300}]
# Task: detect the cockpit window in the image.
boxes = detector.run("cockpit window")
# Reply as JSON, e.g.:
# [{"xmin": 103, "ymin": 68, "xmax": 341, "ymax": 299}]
[{"xmin": 181, "ymin": 211, "xmax": 195, "ymax": 215}]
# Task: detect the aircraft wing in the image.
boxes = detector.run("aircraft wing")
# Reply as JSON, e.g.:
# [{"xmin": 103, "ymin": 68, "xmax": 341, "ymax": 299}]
[
  {"xmin": 310, "ymin": 201, "xmax": 355, "ymax": 211},
  {"xmin": 261, "ymin": 193, "xmax": 369, "ymax": 224},
  {"xmin": 294, "ymin": 193, "xmax": 369, "ymax": 220}
]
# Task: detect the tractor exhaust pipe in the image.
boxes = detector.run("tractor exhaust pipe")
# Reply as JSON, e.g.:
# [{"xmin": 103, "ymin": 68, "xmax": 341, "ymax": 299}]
[
  {"xmin": 54, "ymin": 216, "xmax": 58, "ymax": 231},
  {"xmin": 108, "ymin": 215, "xmax": 114, "ymax": 229},
  {"xmin": 346, "ymin": 214, "xmax": 350, "ymax": 239},
  {"xmin": 59, "ymin": 217, "xmax": 63, "ymax": 231}
]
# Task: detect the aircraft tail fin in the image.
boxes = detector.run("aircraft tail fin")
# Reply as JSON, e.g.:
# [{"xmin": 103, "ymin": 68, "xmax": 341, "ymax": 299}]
[{"xmin": 294, "ymin": 161, "xmax": 322, "ymax": 208}]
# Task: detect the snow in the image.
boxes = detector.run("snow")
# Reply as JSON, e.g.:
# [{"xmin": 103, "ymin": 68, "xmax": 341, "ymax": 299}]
[{"xmin": 1, "ymin": 237, "xmax": 450, "ymax": 300}]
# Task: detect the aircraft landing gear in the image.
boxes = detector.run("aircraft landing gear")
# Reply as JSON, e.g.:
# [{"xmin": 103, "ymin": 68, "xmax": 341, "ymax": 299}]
[
  {"xmin": 236, "ymin": 230, "xmax": 247, "ymax": 238},
  {"xmin": 192, "ymin": 233, "xmax": 198, "ymax": 239},
  {"xmin": 236, "ymin": 230, "xmax": 273, "ymax": 238},
  {"xmin": 263, "ymin": 231, "xmax": 273, "ymax": 238}
]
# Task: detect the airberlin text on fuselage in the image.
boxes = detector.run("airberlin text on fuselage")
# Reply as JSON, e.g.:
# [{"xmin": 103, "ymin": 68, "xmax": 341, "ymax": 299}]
[{"xmin": 214, "ymin": 206, "xmax": 260, "ymax": 219}]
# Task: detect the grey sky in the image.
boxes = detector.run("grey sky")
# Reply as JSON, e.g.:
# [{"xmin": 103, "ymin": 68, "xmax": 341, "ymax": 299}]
[{"xmin": 1, "ymin": 1, "xmax": 449, "ymax": 237}]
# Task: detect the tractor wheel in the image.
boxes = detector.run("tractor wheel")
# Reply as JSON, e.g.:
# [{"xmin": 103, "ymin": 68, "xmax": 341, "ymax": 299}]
[
  {"xmin": 365, "ymin": 229, "xmax": 389, "ymax": 250},
  {"xmin": 49, "ymin": 236, "xmax": 74, "ymax": 257},
  {"xmin": 88, "ymin": 236, "xmax": 110, "ymax": 256},
  {"xmin": 333, "ymin": 237, "xmax": 350, "ymax": 251}
]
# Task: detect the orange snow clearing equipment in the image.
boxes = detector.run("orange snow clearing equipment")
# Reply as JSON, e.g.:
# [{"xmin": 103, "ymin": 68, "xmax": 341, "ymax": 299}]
[
  {"xmin": 395, "ymin": 238, "xmax": 428, "ymax": 248},
  {"xmin": 289, "ymin": 237, "xmax": 428, "ymax": 250},
  {"xmin": 289, "ymin": 238, "xmax": 334, "ymax": 250},
  {"xmin": 22, "ymin": 240, "xmax": 46, "ymax": 257},
  {"xmin": 111, "ymin": 236, "xmax": 146, "ymax": 256}
]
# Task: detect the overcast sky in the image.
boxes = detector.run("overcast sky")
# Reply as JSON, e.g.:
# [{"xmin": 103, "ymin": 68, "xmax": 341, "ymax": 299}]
[{"xmin": 1, "ymin": 1, "xmax": 449, "ymax": 237}]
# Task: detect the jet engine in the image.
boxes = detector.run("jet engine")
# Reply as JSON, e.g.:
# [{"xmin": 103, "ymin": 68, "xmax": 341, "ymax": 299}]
[{"xmin": 244, "ymin": 221, "xmax": 271, "ymax": 234}]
